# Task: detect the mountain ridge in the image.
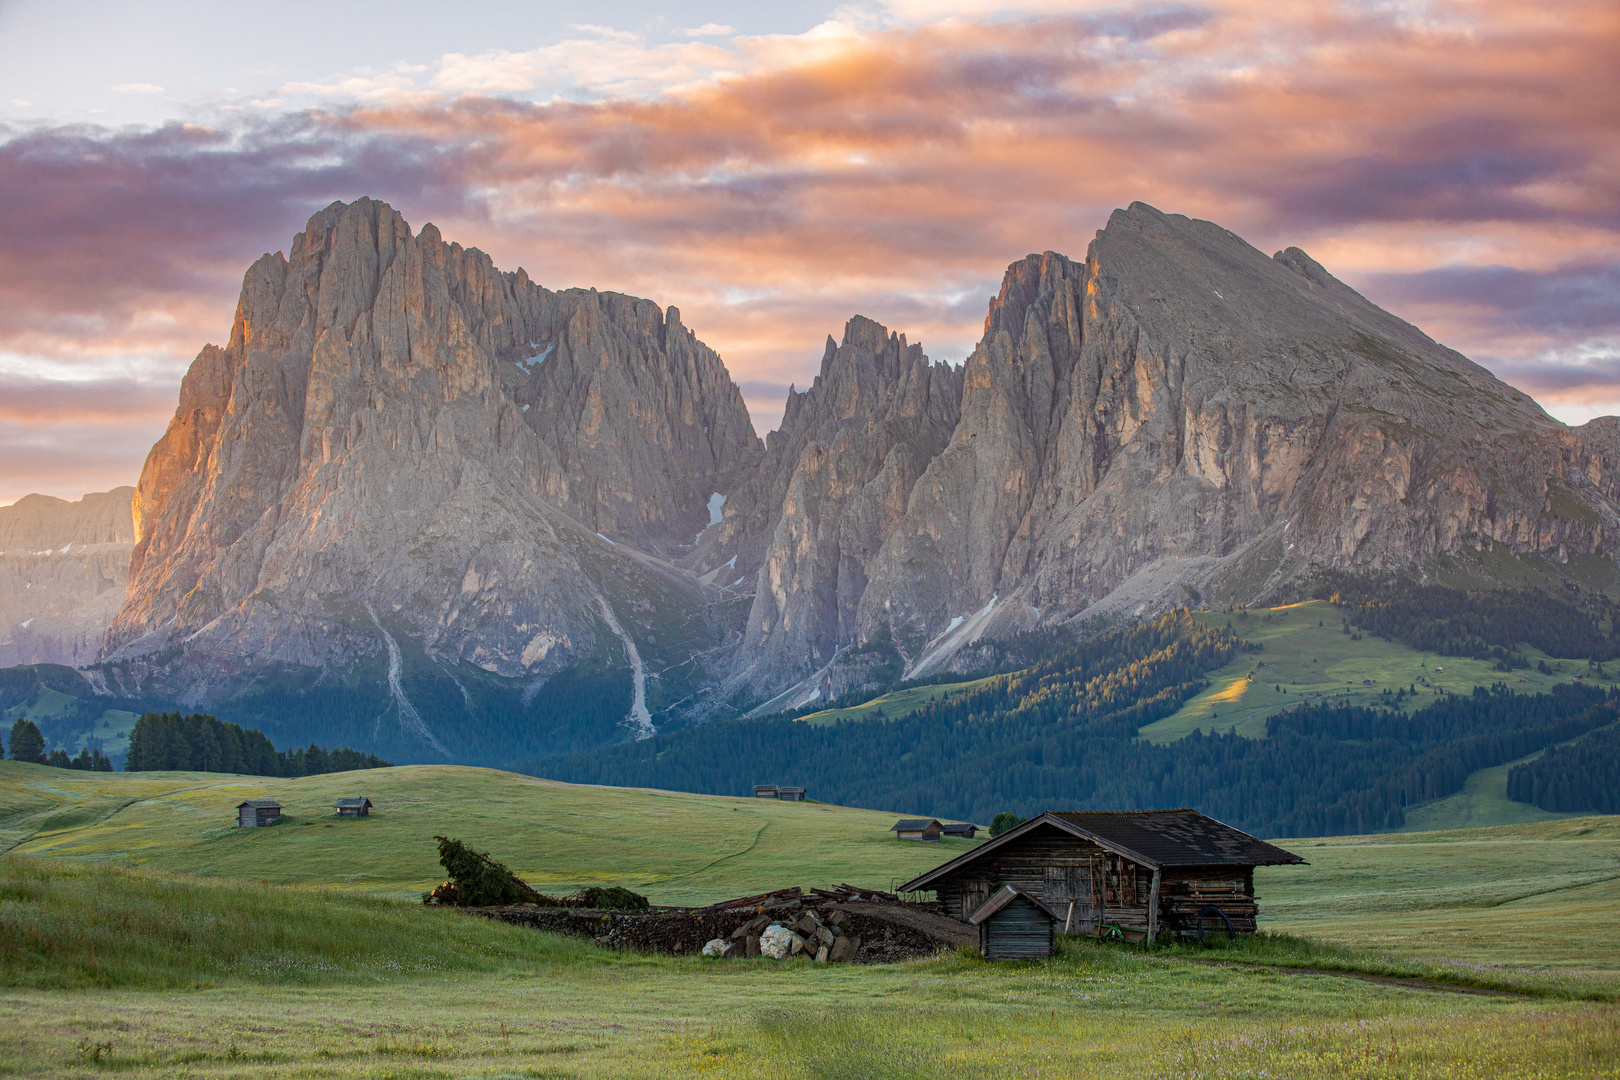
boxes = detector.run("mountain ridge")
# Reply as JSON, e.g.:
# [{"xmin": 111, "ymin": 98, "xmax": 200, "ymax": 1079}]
[{"xmin": 6, "ymin": 196, "xmax": 1620, "ymax": 764}]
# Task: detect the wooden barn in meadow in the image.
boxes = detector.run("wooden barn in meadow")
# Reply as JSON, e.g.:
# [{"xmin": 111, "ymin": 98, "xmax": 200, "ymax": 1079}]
[
  {"xmin": 891, "ymin": 818, "xmax": 943, "ymax": 842},
  {"xmin": 897, "ymin": 810, "xmax": 1303, "ymax": 941},
  {"xmin": 942, "ymin": 822, "xmax": 979, "ymax": 839},
  {"xmin": 335, "ymin": 797, "xmax": 372, "ymax": 817},
  {"xmin": 970, "ymin": 885, "xmax": 1058, "ymax": 959},
  {"xmin": 236, "ymin": 799, "xmax": 283, "ymax": 828}
]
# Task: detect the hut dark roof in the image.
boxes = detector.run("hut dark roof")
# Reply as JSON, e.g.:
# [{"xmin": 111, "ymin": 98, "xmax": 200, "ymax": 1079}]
[
  {"xmin": 335, "ymin": 797, "xmax": 372, "ymax": 809},
  {"xmin": 942, "ymin": 822, "xmax": 977, "ymax": 835},
  {"xmin": 891, "ymin": 818, "xmax": 942, "ymax": 832},
  {"xmin": 236, "ymin": 799, "xmax": 282, "ymax": 809},
  {"xmin": 1046, "ymin": 810, "xmax": 1303, "ymax": 868},
  {"xmin": 968, "ymin": 885, "xmax": 1058, "ymax": 925},
  {"xmin": 898, "ymin": 809, "xmax": 1302, "ymax": 892}
]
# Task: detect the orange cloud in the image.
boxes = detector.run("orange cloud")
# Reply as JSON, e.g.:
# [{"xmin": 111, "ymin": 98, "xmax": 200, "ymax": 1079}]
[{"xmin": 0, "ymin": 0, "xmax": 1616, "ymax": 500}]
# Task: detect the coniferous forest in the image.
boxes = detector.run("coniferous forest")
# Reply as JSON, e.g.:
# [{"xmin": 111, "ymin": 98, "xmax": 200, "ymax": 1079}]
[
  {"xmin": 123, "ymin": 711, "xmax": 392, "ymax": 777},
  {"xmin": 531, "ymin": 611, "xmax": 1619, "ymax": 836},
  {"xmin": 1506, "ymin": 723, "xmax": 1620, "ymax": 814}
]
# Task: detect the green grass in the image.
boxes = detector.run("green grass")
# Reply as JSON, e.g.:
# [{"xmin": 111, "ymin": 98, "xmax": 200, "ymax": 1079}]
[
  {"xmin": 1139, "ymin": 599, "xmax": 1598, "ymax": 743},
  {"xmin": 1259, "ymin": 816, "xmax": 1620, "ymax": 997},
  {"xmin": 2, "ymin": 773, "xmax": 1619, "ymax": 1077},
  {"xmin": 0, "ymin": 761, "xmax": 983, "ymax": 904},
  {"xmin": 0, "ymin": 856, "xmax": 606, "ymax": 988},
  {"xmin": 793, "ymin": 676, "xmax": 996, "ymax": 726}
]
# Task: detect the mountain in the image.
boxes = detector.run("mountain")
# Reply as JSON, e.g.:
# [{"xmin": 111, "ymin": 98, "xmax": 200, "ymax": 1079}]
[
  {"xmin": 708, "ymin": 205, "xmax": 1620, "ymax": 707},
  {"xmin": 98, "ymin": 198, "xmax": 760, "ymax": 761},
  {"xmin": 0, "ymin": 488, "xmax": 134, "ymax": 667},
  {"xmin": 9, "ymin": 195, "xmax": 1615, "ymax": 765}
]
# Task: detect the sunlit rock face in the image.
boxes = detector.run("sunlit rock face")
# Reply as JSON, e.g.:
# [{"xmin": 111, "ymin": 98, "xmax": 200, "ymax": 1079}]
[
  {"xmin": 728, "ymin": 203, "xmax": 1620, "ymax": 697},
  {"xmin": 105, "ymin": 198, "xmax": 760, "ymax": 755},
  {"xmin": 0, "ymin": 488, "xmax": 134, "ymax": 668},
  {"xmin": 98, "ymin": 197, "xmax": 1620, "ymax": 750}
]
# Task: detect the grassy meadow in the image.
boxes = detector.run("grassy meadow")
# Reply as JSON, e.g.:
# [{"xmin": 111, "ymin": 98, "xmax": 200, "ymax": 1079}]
[
  {"xmin": 2, "ymin": 761, "xmax": 1618, "ymax": 1076},
  {"xmin": 792, "ymin": 675, "xmax": 997, "ymax": 726},
  {"xmin": 1139, "ymin": 599, "xmax": 1598, "ymax": 744},
  {"xmin": 0, "ymin": 760, "xmax": 983, "ymax": 903}
]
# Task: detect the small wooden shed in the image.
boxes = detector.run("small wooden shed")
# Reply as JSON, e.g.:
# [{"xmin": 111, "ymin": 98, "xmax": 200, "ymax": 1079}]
[
  {"xmin": 236, "ymin": 799, "xmax": 282, "ymax": 828},
  {"xmin": 777, "ymin": 786, "xmax": 806, "ymax": 802},
  {"xmin": 335, "ymin": 797, "xmax": 372, "ymax": 817},
  {"xmin": 753, "ymin": 785, "xmax": 779, "ymax": 798},
  {"xmin": 891, "ymin": 818, "xmax": 943, "ymax": 842},
  {"xmin": 970, "ymin": 885, "xmax": 1057, "ymax": 959},
  {"xmin": 942, "ymin": 822, "xmax": 979, "ymax": 839}
]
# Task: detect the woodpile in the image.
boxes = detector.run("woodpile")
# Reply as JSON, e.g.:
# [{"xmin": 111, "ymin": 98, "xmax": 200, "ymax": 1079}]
[{"xmin": 470, "ymin": 883, "xmax": 967, "ymax": 963}]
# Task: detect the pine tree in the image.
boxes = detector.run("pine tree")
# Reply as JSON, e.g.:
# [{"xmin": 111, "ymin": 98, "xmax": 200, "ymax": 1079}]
[{"xmin": 8, "ymin": 718, "xmax": 45, "ymax": 764}]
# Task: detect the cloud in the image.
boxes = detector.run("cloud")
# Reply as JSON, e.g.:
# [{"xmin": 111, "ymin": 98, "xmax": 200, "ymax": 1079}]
[
  {"xmin": 0, "ymin": 0, "xmax": 1617, "ymax": 499},
  {"xmin": 684, "ymin": 24, "xmax": 737, "ymax": 38}
]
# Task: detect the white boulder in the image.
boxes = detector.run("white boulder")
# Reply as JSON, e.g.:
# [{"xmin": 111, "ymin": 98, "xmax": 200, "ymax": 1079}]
[
  {"xmin": 701, "ymin": 938, "xmax": 728, "ymax": 958},
  {"xmin": 759, "ymin": 924, "xmax": 796, "ymax": 960}
]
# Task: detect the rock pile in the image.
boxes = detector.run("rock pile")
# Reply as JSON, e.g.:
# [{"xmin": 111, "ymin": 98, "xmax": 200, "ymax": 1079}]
[
  {"xmin": 473, "ymin": 882, "xmax": 969, "ymax": 963},
  {"xmin": 706, "ymin": 906, "xmax": 860, "ymax": 963}
]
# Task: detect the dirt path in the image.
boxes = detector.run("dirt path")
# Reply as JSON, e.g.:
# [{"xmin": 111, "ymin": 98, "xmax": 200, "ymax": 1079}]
[{"xmin": 1169, "ymin": 957, "xmax": 1537, "ymax": 998}]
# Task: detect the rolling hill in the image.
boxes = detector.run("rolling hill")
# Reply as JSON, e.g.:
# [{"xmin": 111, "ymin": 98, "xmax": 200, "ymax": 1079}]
[{"xmin": 0, "ymin": 761, "xmax": 981, "ymax": 904}]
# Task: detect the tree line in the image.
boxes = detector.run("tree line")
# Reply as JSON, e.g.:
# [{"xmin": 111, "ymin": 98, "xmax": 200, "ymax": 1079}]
[
  {"xmin": 529, "ymin": 607, "xmax": 1617, "ymax": 836},
  {"xmin": 1311, "ymin": 574, "xmax": 1618, "ymax": 661},
  {"xmin": 5, "ymin": 718, "xmax": 113, "ymax": 771},
  {"xmin": 1506, "ymin": 722, "xmax": 1620, "ymax": 814},
  {"xmin": 124, "ymin": 711, "xmax": 391, "ymax": 776}
]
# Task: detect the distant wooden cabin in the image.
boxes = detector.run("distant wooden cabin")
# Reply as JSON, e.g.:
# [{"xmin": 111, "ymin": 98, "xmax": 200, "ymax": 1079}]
[
  {"xmin": 970, "ymin": 885, "xmax": 1057, "ymax": 959},
  {"xmin": 777, "ymin": 786, "xmax": 806, "ymax": 802},
  {"xmin": 236, "ymin": 799, "xmax": 283, "ymax": 828},
  {"xmin": 898, "ymin": 810, "xmax": 1303, "ymax": 941},
  {"xmin": 891, "ymin": 818, "xmax": 943, "ymax": 842},
  {"xmin": 335, "ymin": 797, "xmax": 372, "ymax": 817},
  {"xmin": 942, "ymin": 822, "xmax": 979, "ymax": 839},
  {"xmin": 753, "ymin": 785, "xmax": 779, "ymax": 798}
]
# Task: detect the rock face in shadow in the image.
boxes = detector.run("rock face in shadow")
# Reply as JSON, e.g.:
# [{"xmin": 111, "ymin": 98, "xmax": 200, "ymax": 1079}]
[
  {"xmin": 0, "ymin": 488, "xmax": 134, "ymax": 667},
  {"xmin": 105, "ymin": 198, "xmax": 760, "ymax": 758},
  {"xmin": 703, "ymin": 316, "xmax": 961, "ymax": 690}
]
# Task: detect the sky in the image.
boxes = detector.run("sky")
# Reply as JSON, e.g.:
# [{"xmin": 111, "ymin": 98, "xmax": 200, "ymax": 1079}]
[{"xmin": 0, "ymin": 0, "xmax": 1616, "ymax": 505}]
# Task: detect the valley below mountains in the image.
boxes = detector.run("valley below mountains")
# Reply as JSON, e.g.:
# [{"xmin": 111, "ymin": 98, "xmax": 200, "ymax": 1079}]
[{"xmin": 11, "ymin": 196, "xmax": 1620, "ymax": 767}]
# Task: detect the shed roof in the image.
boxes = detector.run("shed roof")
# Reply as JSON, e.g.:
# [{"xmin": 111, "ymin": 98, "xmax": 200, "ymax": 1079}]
[
  {"xmin": 237, "ymin": 799, "xmax": 282, "ymax": 810},
  {"xmin": 891, "ymin": 818, "xmax": 942, "ymax": 832},
  {"xmin": 969, "ymin": 885, "xmax": 1059, "ymax": 925},
  {"xmin": 1047, "ymin": 810, "xmax": 1303, "ymax": 868},
  {"xmin": 335, "ymin": 797, "xmax": 372, "ymax": 808},
  {"xmin": 898, "ymin": 809, "xmax": 1302, "ymax": 892},
  {"xmin": 941, "ymin": 822, "xmax": 977, "ymax": 834}
]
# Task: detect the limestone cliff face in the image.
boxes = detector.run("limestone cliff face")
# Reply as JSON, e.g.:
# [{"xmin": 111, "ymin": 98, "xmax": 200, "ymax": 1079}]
[
  {"xmin": 0, "ymin": 488, "xmax": 134, "ymax": 667},
  {"xmin": 705, "ymin": 317, "xmax": 961, "ymax": 685},
  {"xmin": 842, "ymin": 204, "xmax": 1620, "ymax": 679},
  {"xmin": 108, "ymin": 199, "xmax": 760, "ymax": 754},
  {"xmin": 97, "ymin": 195, "xmax": 1620, "ymax": 745}
]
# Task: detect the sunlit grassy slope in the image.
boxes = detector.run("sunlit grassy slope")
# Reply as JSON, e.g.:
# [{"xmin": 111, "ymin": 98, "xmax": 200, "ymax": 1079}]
[
  {"xmin": 0, "ymin": 761, "xmax": 980, "ymax": 904},
  {"xmin": 792, "ymin": 675, "xmax": 996, "ymax": 725},
  {"xmin": 1139, "ymin": 599, "xmax": 1599, "ymax": 743}
]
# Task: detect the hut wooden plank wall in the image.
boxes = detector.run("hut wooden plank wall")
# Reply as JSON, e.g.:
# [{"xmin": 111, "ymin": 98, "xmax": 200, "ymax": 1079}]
[
  {"xmin": 236, "ymin": 799, "xmax": 282, "ymax": 827},
  {"xmin": 970, "ymin": 886, "xmax": 1057, "ymax": 959},
  {"xmin": 898, "ymin": 810, "xmax": 1302, "ymax": 940}
]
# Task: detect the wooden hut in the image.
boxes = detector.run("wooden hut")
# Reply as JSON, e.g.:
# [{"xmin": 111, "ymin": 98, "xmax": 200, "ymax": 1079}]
[
  {"xmin": 777, "ymin": 786, "xmax": 806, "ymax": 802},
  {"xmin": 970, "ymin": 885, "xmax": 1057, "ymax": 959},
  {"xmin": 891, "ymin": 818, "xmax": 943, "ymax": 842},
  {"xmin": 897, "ymin": 809, "xmax": 1303, "ymax": 941},
  {"xmin": 753, "ymin": 785, "xmax": 779, "ymax": 798},
  {"xmin": 236, "ymin": 799, "xmax": 283, "ymax": 828},
  {"xmin": 942, "ymin": 822, "xmax": 979, "ymax": 839},
  {"xmin": 335, "ymin": 797, "xmax": 372, "ymax": 817}
]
